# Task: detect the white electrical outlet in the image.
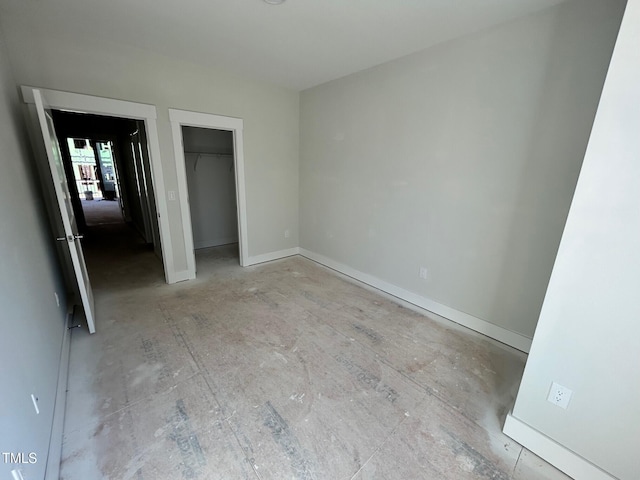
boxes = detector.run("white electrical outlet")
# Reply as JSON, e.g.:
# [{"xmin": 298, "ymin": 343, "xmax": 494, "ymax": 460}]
[
  {"xmin": 284, "ymin": 229, "xmax": 290, "ymax": 238},
  {"xmin": 54, "ymin": 292, "xmax": 60, "ymax": 307},
  {"xmin": 168, "ymin": 190, "xmax": 176, "ymax": 201},
  {"xmin": 419, "ymin": 267, "xmax": 428, "ymax": 280},
  {"xmin": 547, "ymin": 382, "xmax": 572, "ymax": 409}
]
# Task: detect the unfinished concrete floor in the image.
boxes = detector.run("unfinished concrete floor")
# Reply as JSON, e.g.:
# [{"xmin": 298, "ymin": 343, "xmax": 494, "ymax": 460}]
[{"xmin": 60, "ymin": 224, "xmax": 570, "ymax": 480}]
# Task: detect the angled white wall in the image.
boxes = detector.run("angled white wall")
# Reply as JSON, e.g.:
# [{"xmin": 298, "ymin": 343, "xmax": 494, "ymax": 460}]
[
  {"xmin": 299, "ymin": 0, "xmax": 625, "ymax": 347},
  {"xmin": 505, "ymin": 1, "xmax": 640, "ymax": 478}
]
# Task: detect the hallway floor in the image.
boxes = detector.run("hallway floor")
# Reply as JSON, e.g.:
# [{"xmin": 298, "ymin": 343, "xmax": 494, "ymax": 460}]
[
  {"xmin": 81, "ymin": 198, "xmax": 124, "ymax": 226},
  {"xmin": 60, "ymin": 225, "xmax": 570, "ymax": 479}
]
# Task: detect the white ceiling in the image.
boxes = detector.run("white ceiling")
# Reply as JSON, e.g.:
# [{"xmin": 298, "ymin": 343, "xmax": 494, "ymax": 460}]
[{"xmin": 0, "ymin": 0, "xmax": 568, "ymax": 90}]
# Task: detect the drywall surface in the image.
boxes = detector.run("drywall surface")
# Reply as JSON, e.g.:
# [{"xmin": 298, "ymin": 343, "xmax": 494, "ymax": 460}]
[
  {"xmin": 183, "ymin": 127, "xmax": 238, "ymax": 249},
  {"xmin": 0, "ymin": 17, "xmax": 300, "ymax": 272},
  {"xmin": 0, "ymin": 24, "xmax": 67, "ymax": 479},
  {"xmin": 510, "ymin": 1, "xmax": 639, "ymax": 478},
  {"xmin": 299, "ymin": 0, "xmax": 624, "ymax": 339}
]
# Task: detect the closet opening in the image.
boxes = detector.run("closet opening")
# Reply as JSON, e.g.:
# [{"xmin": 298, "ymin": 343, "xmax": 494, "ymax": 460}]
[{"xmin": 182, "ymin": 126, "xmax": 240, "ymax": 271}]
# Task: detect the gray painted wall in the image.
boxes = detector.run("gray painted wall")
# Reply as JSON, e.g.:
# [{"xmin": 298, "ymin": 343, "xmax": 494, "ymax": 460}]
[
  {"xmin": 299, "ymin": 0, "xmax": 625, "ymax": 339},
  {"xmin": 183, "ymin": 127, "xmax": 238, "ymax": 249},
  {"xmin": 510, "ymin": 1, "xmax": 639, "ymax": 477},
  {"xmin": 0, "ymin": 26, "xmax": 67, "ymax": 479}
]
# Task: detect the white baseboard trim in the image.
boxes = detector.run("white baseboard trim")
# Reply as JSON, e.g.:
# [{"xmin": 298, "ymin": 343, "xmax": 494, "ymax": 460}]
[
  {"xmin": 169, "ymin": 269, "xmax": 195, "ymax": 283},
  {"xmin": 45, "ymin": 312, "xmax": 72, "ymax": 480},
  {"xmin": 503, "ymin": 413, "xmax": 615, "ymax": 480},
  {"xmin": 298, "ymin": 249, "xmax": 532, "ymax": 353},
  {"xmin": 246, "ymin": 247, "xmax": 300, "ymax": 266}
]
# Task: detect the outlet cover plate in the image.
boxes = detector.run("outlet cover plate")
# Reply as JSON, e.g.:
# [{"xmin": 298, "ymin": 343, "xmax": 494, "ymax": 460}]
[{"xmin": 547, "ymin": 382, "xmax": 572, "ymax": 409}]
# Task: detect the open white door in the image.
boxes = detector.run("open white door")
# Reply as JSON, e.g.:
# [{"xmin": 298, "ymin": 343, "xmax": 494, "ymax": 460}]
[{"xmin": 33, "ymin": 89, "xmax": 97, "ymax": 333}]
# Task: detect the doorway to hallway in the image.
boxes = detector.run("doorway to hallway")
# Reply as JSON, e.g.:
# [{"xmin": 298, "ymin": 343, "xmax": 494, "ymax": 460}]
[
  {"xmin": 52, "ymin": 110, "xmax": 160, "ymax": 247},
  {"xmin": 22, "ymin": 86, "xmax": 175, "ymax": 335}
]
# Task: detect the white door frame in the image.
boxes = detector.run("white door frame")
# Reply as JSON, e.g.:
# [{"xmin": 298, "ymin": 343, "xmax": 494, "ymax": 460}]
[
  {"xmin": 169, "ymin": 108, "xmax": 249, "ymax": 279},
  {"xmin": 21, "ymin": 86, "xmax": 177, "ymax": 284}
]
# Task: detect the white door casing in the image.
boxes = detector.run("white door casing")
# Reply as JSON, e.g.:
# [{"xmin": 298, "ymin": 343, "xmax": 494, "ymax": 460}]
[
  {"xmin": 33, "ymin": 89, "xmax": 97, "ymax": 333},
  {"xmin": 169, "ymin": 109, "xmax": 249, "ymax": 280}
]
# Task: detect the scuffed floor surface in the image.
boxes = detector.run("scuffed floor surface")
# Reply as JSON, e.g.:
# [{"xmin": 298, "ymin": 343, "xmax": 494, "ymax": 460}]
[{"xmin": 60, "ymin": 225, "xmax": 571, "ymax": 480}]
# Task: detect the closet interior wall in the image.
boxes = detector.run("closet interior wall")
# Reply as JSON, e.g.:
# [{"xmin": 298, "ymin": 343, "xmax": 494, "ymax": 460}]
[{"xmin": 182, "ymin": 126, "xmax": 238, "ymax": 250}]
